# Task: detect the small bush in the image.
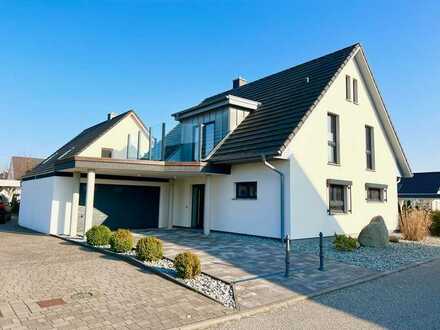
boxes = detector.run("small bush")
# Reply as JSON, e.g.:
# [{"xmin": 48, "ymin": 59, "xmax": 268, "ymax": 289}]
[
  {"xmin": 136, "ymin": 236, "xmax": 163, "ymax": 261},
  {"xmin": 109, "ymin": 229, "xmax": 133, "ymax": 253},
  {"xmin": 430, "ymin": 211, "xmax": 440, "ymax": 236},
  {"xmin": 400, "ymin": 208, "xmax": 431, "ymax": 241},
  {"xmin": 333, "ymin": 234, "xmax": 359, "ymax": 251},
  {"xmin": 85, "ymin": 225, "xmax": 112, "ymax": 246},
  {"xmin": 389, "ymin": 235, "xmax": 400, "ymax": 243},
  {"xmin": 174, "ymin": 252, "xmax": 201, "ymax": 279}
]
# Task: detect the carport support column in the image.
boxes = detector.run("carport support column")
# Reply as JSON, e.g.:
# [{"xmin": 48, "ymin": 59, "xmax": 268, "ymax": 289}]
[
  {"xmin": 168, "ymin": 180, "xmax": 174, "ymax": 229},
  {"xmin": 69, "ymin": 172, "xmax": 81, "ymax": 237},
  {"xmin": 84, "ymin": 170, "xmax": 96, "ymax": 234},
  {"xmin": 204, "ymin": 176, "xmax": 212, "ymax": 235}
]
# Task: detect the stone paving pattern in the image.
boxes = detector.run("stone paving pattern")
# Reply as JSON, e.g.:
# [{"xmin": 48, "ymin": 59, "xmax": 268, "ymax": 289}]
[
  {"xmin": 135, "ymin": 229, "xmax": 379, "ymax": 309},
  {"xmin": 0, "ymin": 220, "xmax": 230, "ymax": 329}
]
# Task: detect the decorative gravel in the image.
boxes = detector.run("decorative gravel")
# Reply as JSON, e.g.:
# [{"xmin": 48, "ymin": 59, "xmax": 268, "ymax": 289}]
[
  {"xmin": 292, "ymin": 235, "xmax": 440, "ymax": 272},
  {"xmin": 145, "ymin": 258, "xmax": 235, "ymax": 308}
]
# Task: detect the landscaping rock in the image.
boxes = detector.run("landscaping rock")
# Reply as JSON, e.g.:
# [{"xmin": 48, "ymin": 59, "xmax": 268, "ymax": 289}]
[{"xmin": 358, "ymin": 216, "xmax": 389, "ymax": 248}]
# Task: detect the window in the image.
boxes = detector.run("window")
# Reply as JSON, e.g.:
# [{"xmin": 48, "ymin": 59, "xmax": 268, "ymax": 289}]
[
  {"xmin": 345, "ymin": 75, "xmax": 352, "ymax": 101},
  {"xmin": 327, "ymin": 179, "xmax": 352, "ymax": 214},
  {"xmin": 365, "ymin": 126, "xmax": 375, "ymax": 170},
  {"xmin": 235, "ymin": 182, "xmax": 257, "ymax": 199},
  {"xmin": 366, "ymin": 183, "xmax": 387, "ymax": 202},
  {"xmin": 202, "ymin": 122, "xmax": 215, "ymax": 158},
  {"xmin": 192, "ymin": 125, "xmax": 200, "ymax": 161},
  {"xmin": 101, "ymin": 148, "xmax": 113, "ymax": 158},
  {"xmin": 353, "ymin": 78, "xmax": 359, "ymax": 104},
  {"xmin": 327, "ymin": 113, "xmax": 339, "ymax": 164}
]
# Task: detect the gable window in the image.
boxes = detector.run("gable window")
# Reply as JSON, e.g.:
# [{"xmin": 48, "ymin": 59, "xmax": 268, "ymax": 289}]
[
  {"xmin": 327, "ymin": 179, "xmax": 352, "ymax": 214},
  {"xmin": 235, "ymin": 182, "xmax": 257, "ymax": 199},
  {"xmin": 353, "ymin": 78, "xmax": 359, "ymax": 104},
  {"xmin": 202, "ymin": 122, "xmax": 215, "ymax": 158},
  {"xmin": 101, "ymin": 148, "xmax": 113, "ymax": 158},
  {"xmin": 365, "ymin": 126, "xmax": 375, "ymax": 170},
  {"xmin": 366, "ymin": 183, "xmax": 387, "ymax": 202},
  {"xmin": 345, "ymin": 75, "xmax": 352, "ymax": 101},
  {"xmin": 327, "ymin": 113, "xmax": 339, "ymax": 164}
]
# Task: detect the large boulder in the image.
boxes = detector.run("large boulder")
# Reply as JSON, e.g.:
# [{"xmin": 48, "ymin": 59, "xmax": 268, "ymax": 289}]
[{"xmin": 358, "ymin": 216, "xmax": 389, "ymax": 248}]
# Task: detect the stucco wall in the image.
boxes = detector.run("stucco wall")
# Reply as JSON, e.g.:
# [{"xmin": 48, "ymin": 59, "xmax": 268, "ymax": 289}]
[
  {"xmin": 285, "ymin": 55, "xmax": 401, "ymax": 239},
  {"xmin": 80, "ymin": 114, "xmax": 150, "ymax": 159}
]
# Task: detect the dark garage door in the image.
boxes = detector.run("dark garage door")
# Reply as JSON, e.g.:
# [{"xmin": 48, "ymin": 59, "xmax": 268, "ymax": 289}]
[{"xmin": 79, "ymin": 183, "xmax": 160, "ymax": 230}]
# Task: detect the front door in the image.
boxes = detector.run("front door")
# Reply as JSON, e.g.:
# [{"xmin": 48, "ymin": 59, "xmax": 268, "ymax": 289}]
[{"xmin": 191, "ymin": 184, "xmax": 205, "ymax": 229}]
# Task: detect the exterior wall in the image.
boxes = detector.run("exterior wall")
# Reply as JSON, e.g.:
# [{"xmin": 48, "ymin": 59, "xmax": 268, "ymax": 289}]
[
  {"xmin": 284, "ymin": 56, "xmax": 401, "ymax": 239},
  {"xmin": 229, "ymin": 107, "xmax": 250, "ymax": 132},
  {"xmin": 19, "ymin": 176, "xmax": 74, "ymax": 234},
  {"xmin": 80, "ymin": 114, "xmax": 150, "ymax": 159},
  {"xmin": 173, "ymin": 176, "xmax": 207, "ymax": 228}
]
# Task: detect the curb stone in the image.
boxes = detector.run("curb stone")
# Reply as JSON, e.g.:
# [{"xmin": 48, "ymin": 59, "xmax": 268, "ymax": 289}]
[{"xmin": 172, "ymin": 256, "xmax": 440, "ymax": 330}]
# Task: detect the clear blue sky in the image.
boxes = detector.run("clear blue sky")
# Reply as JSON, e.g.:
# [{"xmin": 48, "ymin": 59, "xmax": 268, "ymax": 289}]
[{"xmin": 1, "ymin": 0, "xmax": 439, "ymax": 172}]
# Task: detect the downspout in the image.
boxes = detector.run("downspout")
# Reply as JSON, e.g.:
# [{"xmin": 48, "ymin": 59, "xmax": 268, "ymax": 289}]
[{"xmin": 262, "ymin": 155, "xmax": 290, "ymax": 277}]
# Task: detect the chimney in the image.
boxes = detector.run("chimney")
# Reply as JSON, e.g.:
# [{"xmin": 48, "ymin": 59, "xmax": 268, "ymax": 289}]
[
  {"xmin": 107, "ymin": 112, "xmax": 117, "ymax": 120},
  {"xmin": 233, "ymin": 76, "xmax": 247, "ymax": 89}
]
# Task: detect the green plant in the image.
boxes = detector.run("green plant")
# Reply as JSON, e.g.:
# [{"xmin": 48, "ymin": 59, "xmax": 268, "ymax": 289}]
[
  {"xmin": 136, "ymin": 236, "xmax": 163, "ymax": 261},
  {"xmin": 109, "ymin": 229, "xmax": 133, "ymax": 253},
  {"xmin": 430, "ymin": 211, "xmax": 440, "ymax": 236},
  {"xmin": 333, "ymin": 234, "xmax": 359, "ymax": 251},
  {"xmin": 85, "ymin": 225, "xmax": 112, "ymax": 246},
  {"xmin": 174, "ymin": 252, "xmax": 201, "ymax": 279}
]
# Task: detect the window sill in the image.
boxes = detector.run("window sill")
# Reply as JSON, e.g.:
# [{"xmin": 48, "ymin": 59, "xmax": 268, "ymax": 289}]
[
  {"xmin": 232, "ymin": 198, "xmax": 258, "ymax": 201},
  {"xmin": 328, "ymin": 162, "xmax": 341, "ymax": 167},
  {"xmin": 346, "ymin": 98, "xmax": 352, "ymax": 102},
  {"xmin": 366, "ymin": 200, "xmax": 386, "ymax": 203},
  {"xmin": 328, "ymin": 210, "xmax": 351, "ymax": 215},
  {"xmin": 366, "ymin": 168, "xmax": 376, "ymax": 172},
  {"xmin": 353, "ymin": 101, "xmax": 359, "ymax": 105}
]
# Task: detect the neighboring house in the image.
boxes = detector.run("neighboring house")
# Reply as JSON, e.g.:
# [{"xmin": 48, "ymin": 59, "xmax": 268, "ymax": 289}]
[
  {"xmin": 0, "ymin": 156, "xmax": 43, "ymax": 202},
  {"xmin": 19, "ymin": 43, "xmax": 412, "ymax": 239},
  {"xmin": 398, "ymin": 172, "xmax": 440, "ymax": 211}
]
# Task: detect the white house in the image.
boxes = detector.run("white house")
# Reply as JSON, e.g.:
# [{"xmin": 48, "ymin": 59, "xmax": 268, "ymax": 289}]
[{"xmin": 19, "ymin": 43, "xmax": 412, "ymax": 240}]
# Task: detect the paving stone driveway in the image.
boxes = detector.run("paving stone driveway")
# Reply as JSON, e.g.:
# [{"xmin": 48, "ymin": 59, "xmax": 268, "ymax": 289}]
[
  {"xmin": 0, "ymin": 220, "xmax": 230, "ymax": 329},
  {"xmin": 134, "ymin": 229, "xmax": 379, "ymax": 310}
]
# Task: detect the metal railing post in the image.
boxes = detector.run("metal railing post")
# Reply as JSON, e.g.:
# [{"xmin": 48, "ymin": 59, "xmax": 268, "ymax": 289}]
[
  {"xmin": 285, "ymin": 234, "xmax": 290, "ymax": 277},
  {"xmin": 319, "ymin": 232, "xmax": 324, "ymax": 271},
  {"xmin": 161, "ymin": 123, "xmax": 166, "ymax": 161}
]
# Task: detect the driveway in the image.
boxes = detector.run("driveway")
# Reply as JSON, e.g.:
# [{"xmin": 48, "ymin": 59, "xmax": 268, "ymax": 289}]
[
  {"xmin": 0, "ymin": 219, "xmax": 229, "ymax": 329},
  {"xmin": 134, "ymin": 229, "xmax": 378, "ymax": 309}
]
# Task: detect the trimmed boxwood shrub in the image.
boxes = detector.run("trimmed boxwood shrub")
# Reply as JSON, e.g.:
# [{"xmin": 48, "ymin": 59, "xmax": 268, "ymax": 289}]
[
  {"xmin": 430, "ymin": 211, "xmax": 440, "ymax": 236},
  {"xmin": 136, "ymin": 236, "xmax": 163, "ymax": 262},
  {"xmin": 109, "ymin": 229, "xmax": 133, "ymax": 253},
  {"xmin": 85, "ymin": 225, "xmax": 112, "ymax": 246},
  {"xmin": 174, "ymin": 252, "xmax": 201, "ymax": 279},
  {"xmin": 333, "ymin": 234, "xmax": 359, "ymax": 251}
]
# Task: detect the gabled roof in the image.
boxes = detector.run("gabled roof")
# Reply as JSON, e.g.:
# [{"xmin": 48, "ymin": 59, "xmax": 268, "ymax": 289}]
[
  {"xmin": 208, "ymin": 44, "xmax": 359, "ymax": 163},
  {"xmin": 8, "ymin": 156, "xmax": 43, "ymax": 180},
  {"xmin": 206, "ymin": 43, "xmax": 411, "ymax": 177},
  {"xmin": 398, "ymin": 172, "xmax": 440, "ymax": 198},
  {"xmin": 26, "ymin": 111, "xmax": 138, "ymax": 177}
]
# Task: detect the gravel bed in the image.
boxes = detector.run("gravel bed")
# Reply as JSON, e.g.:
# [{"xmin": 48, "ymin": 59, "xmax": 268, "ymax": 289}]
[
  {"xmin": 145, "ymin": 258, "xmax": 235, "ymax": 308},
  {"xmin": 292, "ymin": 235, "xmax": 440, "ymax": 272}
]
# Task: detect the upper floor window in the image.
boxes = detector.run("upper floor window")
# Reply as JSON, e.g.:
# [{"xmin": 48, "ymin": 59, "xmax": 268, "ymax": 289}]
[
  {"xmin": 101, "ymin": 148, "xmax": 113, "ymax": 158},
  {"xmin": 202, "ymin": 122, "xmax": 215, "ymax": 158},
  {"xmin": 353, "ymin": 78, "xmax": 359, "ymax": 104},
  {"xmin": 345, "ymin": 75, "xmax": 351, "ymax": 101},
  {"xmin": 327, "ymin": 113, "xmax": 339, "ymax": 164},
  {"xmin": 192, "ymin": 125, "xmax": 200, "ymax": 161},
  {"xmin": 365, "ymin": 126, "xmax": 375, "ymax": 170}
]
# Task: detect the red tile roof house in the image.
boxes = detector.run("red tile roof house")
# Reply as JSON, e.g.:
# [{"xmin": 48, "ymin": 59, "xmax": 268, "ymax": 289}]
[{"xmin": 19, "ymin": 44, "xmax": 412, "ymax": 239}]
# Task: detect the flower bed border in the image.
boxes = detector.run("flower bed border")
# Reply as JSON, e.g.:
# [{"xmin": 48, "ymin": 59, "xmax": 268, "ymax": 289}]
[{"xmin": 52, "ymin": 234, "xmax": 237, "ymax": 308}]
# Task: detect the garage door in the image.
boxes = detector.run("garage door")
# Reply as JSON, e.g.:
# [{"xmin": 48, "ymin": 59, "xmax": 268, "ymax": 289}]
[{"xmin": 79, "ymin": 183, "xmax": 160, "ymax": 230}]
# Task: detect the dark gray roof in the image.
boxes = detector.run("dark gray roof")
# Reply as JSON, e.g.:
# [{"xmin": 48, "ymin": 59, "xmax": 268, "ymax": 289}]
[
  {"xmin": 398, "ymin": 172, "xmax": 440, "ymax": 198},
  {"xmin": 26, "ymin": 111, "xmax": 133, "ymax": 177},
  {"xmin": 208, "ymin": 44, "xmax": 360, "ymax": 163}
]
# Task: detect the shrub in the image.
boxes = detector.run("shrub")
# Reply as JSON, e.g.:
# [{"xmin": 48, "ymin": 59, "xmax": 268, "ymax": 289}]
[
  {"xmin": 174, "ymin": 252, "xmax": 201, "ymax": 279},
  {"xmin": 400, "ymin": 208, "xmax": 431, "ymax": 241},
  {"xmin": 85, "ymin": 225, "xmax": 112, "ymax": 246},
  {"xmin": 109, "ymin": 229, "xmax": 133, "ymax": 253},
  {"xmin": 389, "ymin": 235, "xmax": 400, "ymax": 243},
  {"xmin": 333, "ymin": 234, "xmax": 359, "ymax": 251},
  {"xmin": 430, "ymin": 211, "xmax": 440, "ymax": 236},
  {"xmin": 136, "ymin": 236, "xmax": 163, "ymax": 261}
]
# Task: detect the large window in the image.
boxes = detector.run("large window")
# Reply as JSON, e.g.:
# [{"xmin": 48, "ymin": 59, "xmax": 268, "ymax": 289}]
[
  {"xmin": 328, "ymin": 113, "xmax": 339, "ymax": 164},
  {"xmin": 353, "ymin": 78, "xmax": 359, "ymax": 104},
  {"xmin": 192, "ymin": 125, "xmax": 200, "ymax": 161},
  {"xmin": 202, "ymin": 122, "xmax": 215, "ymax": 158},
  {"xmin": 365, "ymin": 126, "xmax": 375, "ymax": 170},
  {"xmin": 235, "ymin": 182, "xmax": 257, "ymax": 199},
  {"xmin": 327, "ymin": 179, "xmax": 352, "ymax": 214}
]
